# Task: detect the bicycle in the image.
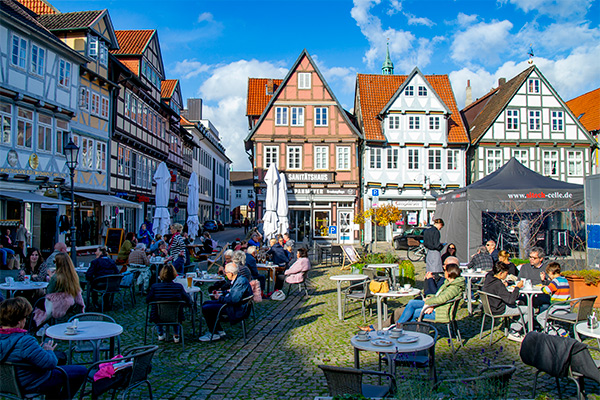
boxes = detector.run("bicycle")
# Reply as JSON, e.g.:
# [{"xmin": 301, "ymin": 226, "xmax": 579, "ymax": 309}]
[{"xmin": 406, "ymin": 239, "xmax": 427, "ymax": 262}]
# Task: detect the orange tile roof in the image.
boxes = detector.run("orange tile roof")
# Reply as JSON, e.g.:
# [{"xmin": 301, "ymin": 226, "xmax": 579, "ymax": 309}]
[
  {"xmin": 15, "ymin": 0, "xmax": 57, "ymax": 14},
  {"xmin": 180, "ymin": 115, "xmax": 192, "ymax": 125},
  {"xmin": 119, "ymin": 58, "xmax": 139, "ymax": 76},
  {"xmin": 356, "ymin": 73, "xmax": 469, "ymax": 143},
  {"xmin": 161, "ymin": 79, "xmax": 177, "ymax": 99},
  {"xmin": 246, "ymin": 78, "xmax": 283, "ymax": 116},
  {"xmin": 111, "ymin": 30, "xmax": 154, "ymax": 56},
  {"xmin": 567, "ymin": 87, "xmax": 600, "ymax": 133}
]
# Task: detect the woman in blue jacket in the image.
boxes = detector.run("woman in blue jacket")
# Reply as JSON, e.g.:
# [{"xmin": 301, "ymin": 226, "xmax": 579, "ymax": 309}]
[{"xmin": 0, "ymin": 297, "xmax": 87, "ymax": 399}]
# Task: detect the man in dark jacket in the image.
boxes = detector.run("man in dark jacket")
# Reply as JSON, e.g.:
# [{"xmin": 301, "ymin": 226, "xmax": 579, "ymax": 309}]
[
  {"xmin": 423, "ymin": 218, "xmax": 444, "ymax": 274},
  {"xmin": 266, "ymin": 238, "xmax": 290, "ymax": 266},
  {"xmin": 245, "ymin": 246, "xmax": 266, "ymax": 291},
  {"xmin": 86, "ymin": 247, "xmax": 120, "ymax": 310},
  {"xmin": 467, "ymin": 245, "xmax": 494, "ymax": 271}
]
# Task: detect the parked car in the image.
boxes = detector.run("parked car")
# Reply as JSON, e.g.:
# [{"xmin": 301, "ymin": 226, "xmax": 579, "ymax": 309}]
[
  {"xmin": 216, "ymin": 220, "xmax": 224, "ymax": 231},
  {"xmin": 231, "ymin": 219, "xmax": 242, "ymax": 228},
  {"xmin": 203, "ymin": 220, "xmax": 218, "ymax": 232},
  {"xmin": 393, "ymin": 227, "xmax": 425, "ymax": 250}
]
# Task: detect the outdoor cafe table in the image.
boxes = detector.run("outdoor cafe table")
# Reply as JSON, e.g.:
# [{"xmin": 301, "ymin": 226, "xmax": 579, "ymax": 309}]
[
  {"xmin": 374, "ymin": 289, "xmax": 421, "ymax": 330},
  {"xmin": 257, "ymin": 263, "xmax": 283, "ymax": 294},
  {"xmin": 330, "ymin": 274, "xmax": 368, "ymax": 321},
  {"xmin": 350, "ymin": 330, "xmax": 435, "ymax": 377},
  {"xmin": 193, "ymin": 274, "xmax": 225, "ymax": 284},
  {"xmin": 0, "ymin": 281, "xmax": 48, "ymax": 298},
  {"xmin": 520, "ymin": 285, "xmax": 544, "ymax": 332},
  {"xmin": 462, "ymin": 270, "xmax": 487, "ymax": 314},
  {"xmin": 365, "ymin": 264, "xmax": 399, "ymax": 288},
  {"xmin": 174, "ymin": 278, "xmax": 202, "ymax": 336},
  {"xmin": 45, "ymin": 320, "xmax": 123, "ymax": 364},
  {"xmin": 575, "ymin": 321, "xmax": 600, "ymax": 345},
  {"xmin": 149, "ymin": 258, "xmax": 165, "ymax": 280}
]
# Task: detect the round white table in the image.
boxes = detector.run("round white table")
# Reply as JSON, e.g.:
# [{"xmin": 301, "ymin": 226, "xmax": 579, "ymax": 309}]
[
  {"xmin": 193, "ymin": 275, "xmax": 225, "ymax": 284},
  {"xmin": 330, "ymin": 274, "xmax": 368, "ymax": 321},
  {"xmin": 462, "ymin": 270, "xmax": 488, "ymax": 314},
  {"xmin": 45, "ymin": 321, "xmax": 123, "ymax": 364},
  {"xmin": 373, "ymin": 289, "xmax": 421, "ymax": 330},
  {"xmin": 520, "ymin": 286, "xmax": 543, "ymax": 332},
  {"xmin": 575, "ymin": 321, "xmax": 600, "ymax": 346},
  {"xmin": 149, "ymin": 259, "xmax": 165, "ymax": 280},
  {"xmin": 365, "ymin": 264, "xmax": 398, "ymax": 287},
  {"xmin": 0, "ymin": 282, "xmax": 48, "ymax": 297}
]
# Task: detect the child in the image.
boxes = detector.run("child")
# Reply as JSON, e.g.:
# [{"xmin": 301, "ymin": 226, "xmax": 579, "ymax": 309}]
[{"xmin": 536, "ymin": 262, "xmax": 570, "ymax": 334}]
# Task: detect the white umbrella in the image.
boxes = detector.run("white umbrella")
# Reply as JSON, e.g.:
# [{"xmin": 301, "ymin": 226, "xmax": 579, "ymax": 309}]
[
  {"xmin": 277, "ymin": 172, "xmax": 289, "ymax": 235},
  {"xmin": 152, "ymin": 162, "xmax": 171, "ymax": 236},
  {"xmin": 186, "ymin": 171, "xmax": 200, "ymax": 239},
  {"xmin": 262, "ymin": 163, "xmax": 280, "ymax": 242}
]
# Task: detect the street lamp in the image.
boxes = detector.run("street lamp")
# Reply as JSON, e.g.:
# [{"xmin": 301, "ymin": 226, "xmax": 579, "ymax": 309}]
[{"xmin": 64, "ymin": 139, "xmax": 79, "ymax": 265}]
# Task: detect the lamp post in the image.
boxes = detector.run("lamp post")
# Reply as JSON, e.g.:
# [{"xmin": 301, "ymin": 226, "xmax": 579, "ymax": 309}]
[{"xmin": 64, "ymin": 139, "xmax": 80, "ymax": 265}]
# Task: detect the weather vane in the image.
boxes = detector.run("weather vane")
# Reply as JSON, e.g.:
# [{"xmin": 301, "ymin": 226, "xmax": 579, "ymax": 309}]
[{"xmin": 528, "ymin": 44, "xmax": 534, "ymax": 65}]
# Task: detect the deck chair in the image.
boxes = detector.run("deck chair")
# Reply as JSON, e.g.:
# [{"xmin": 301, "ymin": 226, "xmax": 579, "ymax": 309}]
[
  {"xmin": 207, "ymin": 243, "xmax": 229, "ymax": 272},
  {"xmin": 341, "ymin": 245, "xmax": 360, "ymax": 270}
]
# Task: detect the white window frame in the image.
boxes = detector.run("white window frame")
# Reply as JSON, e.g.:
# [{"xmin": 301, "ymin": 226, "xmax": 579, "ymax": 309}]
[
  {"xmin": 11, "ymin": 34, "xmax": 27, "ymax": 69},
  {"xmin": 528, "ymin": 78, "xmax": 540, "ymax": 94},
  {"xmin": 543, "ymin": 150, "xmax": 559, "ymax": 176},
  {"xmin": 388, "ymin": 115, "xmax": 400, "ymax": 130},
  {"xmin": 528, "ymin": 110, "xmax": 541, "ymax": 131},
  {"xmin": 30, "ymin": 44, "xmax": 45, "ymax": 76},
  {"xmin": 90, "ymin": 93, "xmax": 100, "ymax": 116},
  {"xmin": 58, "ymin": 59, "xmax": 71, "ymax": 88},
  {"xmin": 100, "ymin": 96, "xmax": 109, "ymax": 119},
  {"xmin": 55, "ymin": 119, "xmax": 68, "ymax": 155},
  {"xmin": 336, "ymin": 146, "xmax": 350, "ymax": 170},
  {"xmin": 418, "ymin": 86, "xmax": 427, "ymax": 96},
  {"xmin": 314, "ymin": 107, "xmax": 328, "ymax": 126},
  {"xmin": 512, "ymin": 149, "xmax": 528, "ymax": 168},
  {"xmin": 506, "ymin": 109, "xmax": 519, "ymax": 130},
  {"xmin": 16, "ymin": 107, "xmax": 33, "ymax": 149},
  {"xmin": 88, "ymin": 36, "xmax": 98, "ymax": 58},
  {"xmin": 99, "ymin": 43, "xmax": 108, "ymax": 66},
  {"xmin": 37, "ymin": 114, "xmax": 52, "ymax": 152},
  {"xmin": 551, "ymin": 110, "xmax": 564, "ymax": 132},
  {"xmin": 486, "ymin": 149, "xmax": 503, "ymax": 174},
  {"xmin": 405, "ymin": 86, "xmax": 414, "ymax": 96},
  {"xmin": 370, "ymin": 148, "xmax": 382, "ymax": 169},
  {"xmin": 0, "ymin": 103, "xmax": 12, "ymax": 145},
  {"xmin": 408, "ymin": 148, "xmax": 419, "ymax": 170},
  {"xmin": 447, "ymin": 149, "xmax": 459, "ymax": 170},
  {"xmin": 429, "ymin": 116, "xmax": 440, "ymax": 131},
  {"xmin": 408, "ymin": 116, "xmax": 420, "ymax": 130},
  {"xmin": 315, "ymin": 146, "xmax": 329, "ymax": 170},
  {"xmin": 290, "ymin": 107, "xmax": 304, "ymax": 126},
  {"xmin": 287, "ymin": 146, "xmax": 302, "ymax": 170},
  {"xmin": 275, "ymin": 107, "xmax": 288, "ymax": 126},
  {"xmin": 428, "ymin": 149, "xmax": 441, "ymax": 170},
  {"xmin": 298, "ymin": 72, "xmax": 311, "ymax": 89},
  {"xmin": 96, "ymin": 141, "xmax": 106, "ymax": 170},
  {"xmin": 264, "ymin": 145, "xmax": 279, "ymax": 169},
  {"xmin": 567, "ymin": 150, "xmax": 583, "ymax": 176},
  {"xmin": 387, "ymin": 148, "xmax": 398, "ymax": 169}
]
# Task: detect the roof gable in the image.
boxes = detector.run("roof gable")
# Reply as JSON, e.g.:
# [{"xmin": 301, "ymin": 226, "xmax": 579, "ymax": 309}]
[
  {"xmin": 566, "ymin": 87, "xmax": 600, "ymax": 134},
  {"xmin": 37, "ymin": 9, "xmax": 118, "ymax": 49},
  {"xmin": 162, "ymin": 79, "xmax": 183, "ymax": 112},
  {"xmin": 111, "ymin": 29, "xmax": 154, "ymax": 56}
]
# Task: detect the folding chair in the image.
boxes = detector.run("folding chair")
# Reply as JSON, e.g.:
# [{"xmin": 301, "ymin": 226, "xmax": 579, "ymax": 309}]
[{"xmin": 341, "ymin": 245, "xmax": 360, "ymax": 270}]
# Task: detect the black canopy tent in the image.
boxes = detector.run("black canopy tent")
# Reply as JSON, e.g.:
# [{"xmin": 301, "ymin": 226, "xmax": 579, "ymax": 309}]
[{"xmin": 436, "ymin": 158, "xmax": 584, "ymax": 262}]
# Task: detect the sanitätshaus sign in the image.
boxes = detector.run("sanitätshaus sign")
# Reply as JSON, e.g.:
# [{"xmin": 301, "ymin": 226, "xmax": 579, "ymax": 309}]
[{"xmin": 286, "ymin": 172, "xmax": 335, "ymax": 183}]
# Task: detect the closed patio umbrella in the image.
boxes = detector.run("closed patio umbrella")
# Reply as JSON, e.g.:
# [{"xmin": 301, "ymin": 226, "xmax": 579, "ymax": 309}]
[
  {"xmin": 152, "ymin": 162, "xmax": 171, "ymax": 236},
  {"xmin": 277, "ymin": 172, "xmax": 289, "ymax": 236},
  {"xmin": 263, "ymin": 163, "xmax": 280, "ymax": 243},
  {"xmin": 186, "ymin": 172, "xmax": 200, "ymax": 240}
]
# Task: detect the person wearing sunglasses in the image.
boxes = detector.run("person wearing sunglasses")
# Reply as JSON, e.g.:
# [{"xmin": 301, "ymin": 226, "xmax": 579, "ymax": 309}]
[
  {"xmin": 486, "ymin": 240, "xmax": 499, "ymax": 264},
  {"xmin": 441, "ymin": 243, "xmax": 457, "ymax": 264}
]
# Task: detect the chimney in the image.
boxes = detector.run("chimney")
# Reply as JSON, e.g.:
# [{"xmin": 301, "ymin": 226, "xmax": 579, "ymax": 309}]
[
  {"xmin": 465, "ymin": 79, "xmax": 473, "ymax": 107},
  {"xmin": 266, "ymin": 79, "xmax": 274, "ymax": 95},
  {"xmin": 186, "ymin": 98, "xmax": 203, "ymax": 122},
  {"xmin": 498, "ymin": 77, "xmax": 506, "ymax": 86}
]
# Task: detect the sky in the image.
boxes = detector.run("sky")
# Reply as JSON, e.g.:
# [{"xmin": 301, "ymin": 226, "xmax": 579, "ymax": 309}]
[{"xmin": 50, "ymin": 0, "xmax": 600, "ymax": 171}]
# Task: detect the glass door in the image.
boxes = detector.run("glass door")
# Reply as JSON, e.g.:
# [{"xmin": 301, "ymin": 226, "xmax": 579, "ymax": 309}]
[
  {"xmin": 338, "ymin": 210, "xmax": 353, "ymax": 243},
  {"xmin": 289, "ymin": 209, "xmax": 310, "ymax": 244}
]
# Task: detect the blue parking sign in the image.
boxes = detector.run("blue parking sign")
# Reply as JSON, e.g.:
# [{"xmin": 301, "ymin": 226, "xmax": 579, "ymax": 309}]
[
  {"xmin": 371, "ymin": 188, "xmax": 379, "ymax": 197},
  {"xmin": 329, "ymin": 226, "xmax": 337, "ymax": 235}
]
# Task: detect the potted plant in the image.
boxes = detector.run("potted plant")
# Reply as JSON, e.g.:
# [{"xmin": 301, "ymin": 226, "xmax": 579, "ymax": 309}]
[{"xmin": 562, "ymin": 269, "xmax": 600, "ymax": 306}]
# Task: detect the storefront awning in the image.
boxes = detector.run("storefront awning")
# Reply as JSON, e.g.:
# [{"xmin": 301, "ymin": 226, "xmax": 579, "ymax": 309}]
[
  {"xmin": 1, "ymin": 190, "xmax": 70, "ymax": 205},
  {"xmin": 74, "ymin": 192, "xmax": 142, "ymax": 209}
]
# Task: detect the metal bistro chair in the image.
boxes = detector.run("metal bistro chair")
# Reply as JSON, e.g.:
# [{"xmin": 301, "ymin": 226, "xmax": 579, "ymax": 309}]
[
  {"xmin": 67, "ymin": 313, "xmax": 121, "ymax": 364},
  {"xmin": 318, "ymin": 364, "xmax": 396, "ymax": 398},
  {"xmin": 478, "ymin": 291, "xmax": 526, "ymax": 345},
  {"xmin": 544, "ymin": 296, "xmax": 597, "ymax": 340},
  {"xmin": 285, "ymin": 270, "xmax": 311, "ymax": 298},
  {"xmin": 90, "ymin": 274, "xmax": 124, "ymax": 312},
  {"xmin": 343, "ymin": 278, "xmax": 373, "ymax": 323},
  {"xmin": 145, "ymin": 301, "xmax": 187, "ymax": 349},
  {"xmin": 433, "ymin": 365, "xmax": 516, "ymax": 399},
  {"xmin": 210, "ymin": 295, "xmax": 254, "ymax": 342},
  {"xmin": 119, "ymin": 271, "xmax": 136, "ymax": 308},
  {"xmin": 0, "ymin": 362, "xmax": 70, "ymax": 400},
  {"xmin": 418, "ymin": 297, "xmax": 463, "ymax": 354}
]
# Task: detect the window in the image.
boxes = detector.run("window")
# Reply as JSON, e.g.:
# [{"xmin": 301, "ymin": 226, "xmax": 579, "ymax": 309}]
[
  {"xmin": 56, "ymin": 119, "xmax": 68, "ymax": 154},
  {"xmin": 387, "ymin": 148, "xmax": 398, "ymax": 169},
  {"xmin": 428, "ymin": 149, "xmax": 441, "ymax": 170},
  {"xmin": 314, "ymin": 210, "xmax": 331, "ymax": 238},
  {"xmin": 315, "ymin": 146, "xmax": 328, "ymax": 169},
  {"xmin": 11, "ymin": 35, "xmax": 27, "ymax": 68},
  {"xmin": 405, "ymin": 86, "xmax": 414, "ymax": 96},
  {"xmin": 130, "ymin": 152, "xmax": 138, "ymax": 186},
  {"xmin": 235, "ymin": 189, "xmax": 242, "ymax": 199},
  {"xmin": 96, "ymin": 142, "xmax": 106, "ymax": 170},
  {"xmin": 567, "ymin": 151, "xmax": 583, "ymax": 176},
  {"xmin": 336, "ymin": 146, "xmax": 350, "ymax": 170},
  {"xmin": 247, "ymin": 189, "xmax": 253, "ymax": 198},
  {"xmin": 79, "ymin": 87, "xmax": 89, "ymax": 110},
  {"xmin": 506, "ymin": 109, "xmax": 519, "ymax": 130},
  {"xmin": 88, "ymin": 36, "xmax": 98, "ymax": 57},
  {"xmin": 275, "ymin": 107, "xmax": 288, "ymax": 125},
  {"xmin": 30, "ymin": 45, "xmax": 45, "ymax": 75},
  {"xmin": 90, "ymin": 93, "xmax": 100, "ymax": 115},
  {"xmin": 513, "ymin": 149, "xmax": 528, "ymax": 168},
  {"xmin": 418, "ymin": 86, "xmax": 427, "ymax": 96},
  {"xmin": 370, "ymin": 148, "xmax": 381, "ymax": 169},
  {"xmin": 543, "ymin": 150, "xmax": 559, "ymax": 176},
  {"xmin": 388, "ymin": 115, "xmax": 400, "ymax": 129},
  {"xmin": 101, "ymin": 97, "xmax": 109, "ymax": 119},
  {"xmin": 315, "ymin": 107, "xmax": 328, "ymax": 126},
  {"xmin": 16, "ymin": 107, "xmax": 32, "ymax": 149},
  {"xmin": 287, "ymin": 146, "xmax": 302, "ymax": 170},
  {"xmin": 447, "ymin": 149, "xmax": 459, "ymax": 170},
  {"xmin": 58, "ymin": 59, "xmax": 71, "ymax": 88},
  {"xmin": 408, "ymin": 116, "xmax": 420, "ymax": 130},
  {"xmin": 551, "ymin": 110, "xmax": 564, "ymax": 132},
  {"xmin": 81, "ymin": 137, "xmax": 94, "ymax": 169},
  {"xmin": 37, "ymin": 114, "xmax": 52, "ymax": 152},
  {"xmin": 528, "ymin": 78, "xmax": 540, "ymax": 94},
  {"xmin": 408, "ymin": 149, "xmax": 419, "ymax": 170},
  {"xmin": 486, "ymin": 149, "xmax": 503, "ymax": 173},
  {"xmin": 290, "ymin": 107, "xmax": 304, "ymax": 126},
  {"xmin": 1, "ymin": 103, "xmax": 12, "ymax": 145},
  {"xmin": 264, "ymin": 146, "xmax": 278, "ymax": 168},
  {"xmin": 529, "ymin": 110, "xmax": 541, "ymax": 131},
  {"xmin": 99, "ymin": 43, "xmax": 108, "ymax": 65},
  {"xmin": 429, "ymin": 116, "xmax": 440, "ymax": 130},
  {"xmin": 298, "ymin": 72, "xmax": 311, "ymax": 89}
]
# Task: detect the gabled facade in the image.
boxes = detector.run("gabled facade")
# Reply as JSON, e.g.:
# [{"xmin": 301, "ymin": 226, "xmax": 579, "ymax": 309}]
[
  {"xmin": 566, "ymin": 87, "xmax": 599, "ymax": 173},
  {"xmin": 0, "ymin": 0, "xmax": 89, "ymax": 253},
  {"xmin": 230, "ymin": 171, "xmax": 254, "ymax": 221},
  {"xmin": 245, "ymin": 49, "xmax": 362, "ymax": 244},
  {"xmin": 355, "ymin": 67, "xmax": 468, "ymax": 240},
  {"xmin": 462, "ymin": 66, "xmax": 596, "ymax": 185}
]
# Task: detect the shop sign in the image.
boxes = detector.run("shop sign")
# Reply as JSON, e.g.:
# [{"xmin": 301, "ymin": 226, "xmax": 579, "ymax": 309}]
[
  {"xmin": 7, "ymin": 150, "xmax": 18, "ymax": 167},
  {"xmin": 29, "ymin": 154, "xmax": 39, "ymax": 169},
  {"xmin": 286, "ymin": 172, "xmax": 334, "ymax": 183},
  {"xmin": 393, "ymin": 200, "xmax": 422, "ymax": 208},
  {"xmin": 407, "ymin": 212, "xmax": 418, "ymax": 225},
  {"xmin": 291, "ymin": 188, "xmax": 357, "ymax": 196},
  {"xmin": 136, "ymin": 194, "xmax": 150, "ymax": 202}
]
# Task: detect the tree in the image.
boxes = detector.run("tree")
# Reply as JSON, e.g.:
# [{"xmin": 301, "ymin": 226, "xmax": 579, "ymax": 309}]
[{"xmin": 355, "ymin": 204, "xmax": 402, "ymax": 252}]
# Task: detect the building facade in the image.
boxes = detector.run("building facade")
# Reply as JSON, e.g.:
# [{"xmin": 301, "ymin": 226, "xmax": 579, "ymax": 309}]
[
  {"xmin": 230, "ymin": 171, "xmax": 254, "ymax": 221},
  {"xmin": 246, "ymin": 50, "xmax": 362, "ymax": 244},
  {"xmin": 566, "ymin": 87, "xmax": 599, "ymax": 173}
]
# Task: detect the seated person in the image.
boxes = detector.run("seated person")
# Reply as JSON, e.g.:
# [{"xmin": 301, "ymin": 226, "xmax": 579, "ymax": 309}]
[
  {"xmin": 148, "ymin": 234, "xmax": 164, "ymax": 254},
  {"xmin": 282, "ymin": 233, "xmax": 294, "ymax": 250},
  {"xmin": 0, "ymin": 297, "xmax": 87, "ymax": 399},
  {"xmin": 441, "ymin": 243, "xmax": 457, "ymax": 264},
  {"xmin": 518, "ymin": 246, "xmax": 551, "ymax": 308},
  {"xmin": 128, "ymin": 243, "xmax": 150, "ymax": 266},
  {"xmin": 86, "ymin": 247, "xmax": 119, "ymax": 310},
  {"xmin": 152, "ymin": 241, "xmax": 169, "ymax": 258},
  {"xmin": 201, "ymin": 232, "xmax": 214, "ymax": 254},
  {"xmin": 536, "ymin": 262, "xmax": 571, "ymax": 334},
  {"xmin": 234, "ymin": 240, "xmax": 248, "ymax": 252},
  {"xmin": 424, "ymin": 256, "xmax": 458, "ymax": 296},
  {"xmin": 266, "ymin": 238, "xmax": 289, "ymax": 267},
  {"xmin": 146, "ymin": 263, "xmax": 192, "ymax": 343},
  {"xmin": 199, "ymin": 263, "xmax": 253, "ymax": 342},
  {"xmin": 482, "ymin": 262, "xmax": 527, "ymax": 342},
  {"xmin": 247, "ymin": 233, "xmax": 261, "ymax": 248},
  {"xmin": 274, "ymin": 248, "xmax": 311, "ymax": 291},
  {"xmin": 467, "ymin": 245, "xmax": 494, "ymax": 271},
  {"xmin": 245, "ymin": 246, "xmax": 266, "ymax": 291},
  {"xmin": 116, "ymin": 232, "xmax": 137, "ymax": 266},
  {"xmin": 171, "ymin": 251, "xmax": 186, "ymax": 275},
  {"xmin": 498, "ymin": 250, "xmax": 519, "ymax": 277}
]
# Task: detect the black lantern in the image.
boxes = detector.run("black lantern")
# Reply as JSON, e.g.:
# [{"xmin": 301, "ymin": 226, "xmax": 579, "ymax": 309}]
[{"xmin": 64, "ymin": 138, "xmax": 79, "ymax": 265}]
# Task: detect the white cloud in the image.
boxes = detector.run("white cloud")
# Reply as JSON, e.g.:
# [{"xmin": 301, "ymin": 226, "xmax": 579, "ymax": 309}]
[
  {"xmin": 387, "ymin": 0, "xmax": 402, "ymax": 16},
  {"xmin": 504, "ymin": 0, "xmax": 593, "ymax": 19},
  {"xmin": 451, "ymin": 20, "xmax": 514, "ymax": 65},
  {"xmin": 405, "ymin": 13, "xmax": 435, "ymax": 27},
  {"xmin": 172, "ymin": 59, "xmax": 211, "ymax": 80},
  {"xmin": 515, "ymin": 21, "xmax": 600, "ymax": 58},
  {"xmin": 456, "ymin": 12, "xmax": 477, "ymax": 26},
  {"xmin": 197, "ymin": 12, "xmax": 214, "ymax": 23}
]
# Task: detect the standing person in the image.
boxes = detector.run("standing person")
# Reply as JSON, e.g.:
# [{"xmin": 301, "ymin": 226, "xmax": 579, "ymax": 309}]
[
  {"xmin": 423, "ymin": 218, "xmax": 444, "ymax": 274},
  {"xmin": 168, "ymin": 223, "xmax": 186, "ymax": 258},
  {"xmin": 15, "ymin": 221, "xmax": 29, "ymax": 261},
  {"xmin": 86, "ymin": 247, "xmax": 119, "ymax": 310},
  {"xmin": 486, "ymin": 240, "xmax": 499, "ymax": 264},
  {"xmin": 116, "ymin": 232, "xmax": 136, "ymax": 266},
  {"xmin": 0, "ymin": 297, "xmax": 87, "ymax": 399},
  {"xmin": 100, "ymin": 218, "xmax": 110, "ymax": 245},
  {"xmin": 243, "ymin": 218, "xmax": 250, "ymax": 234},
  {"xmin": 137, "ymin": 223, "xmax": 153, "ymax": 247}
]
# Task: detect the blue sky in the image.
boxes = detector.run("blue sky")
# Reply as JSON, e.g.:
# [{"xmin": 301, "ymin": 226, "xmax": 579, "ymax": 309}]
[{"xmin": 50, "ymin": 0, "xmax": 600, "ymax": 170}]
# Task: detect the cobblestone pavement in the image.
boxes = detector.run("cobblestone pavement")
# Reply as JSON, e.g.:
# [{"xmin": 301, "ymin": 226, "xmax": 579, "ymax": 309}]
[{"xmin": 66, "ymin": 255, "xmax": 599, "ymax": 400}]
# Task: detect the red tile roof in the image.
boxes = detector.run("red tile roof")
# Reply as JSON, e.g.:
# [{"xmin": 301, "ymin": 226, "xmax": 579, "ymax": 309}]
[
  {"xmin": 161, "ymin": 79, "xmax": 177, "ymax": 99},
  {"xmin": 246, "ymin": 78, "xmax": 282, "ymax": 116},
  {"xmin": 119, "ymin": 58, "xmax": 139, "ymax": 75},
  {"xmin": 567, "ymin": 87, "xmax": 600, "ymax": 134},
  {"xmin": 111, "ymin": 30, "xmax": 154, "ymax": 56},
  {"xmin": 15, "ymin": 0, "xmax": 57, "ymax": 14},
  {"xmin": 356, "ymin": 73, "xmax": 469, "ymax": 143},
  {"xmin": 180, "ymin": 115, "xmax": 192, "ymax": 125}
]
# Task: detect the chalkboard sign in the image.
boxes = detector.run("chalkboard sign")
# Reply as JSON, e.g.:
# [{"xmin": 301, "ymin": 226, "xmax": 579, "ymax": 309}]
[{"xmin": 106, "ymin": 228, "xmax": 124, "ymax": 255}]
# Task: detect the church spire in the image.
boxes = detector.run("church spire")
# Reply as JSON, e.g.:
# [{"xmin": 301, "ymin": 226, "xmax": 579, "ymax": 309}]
[{"xmin": 382, "ymin": 41, "xmax": 394, "ymax": 75}]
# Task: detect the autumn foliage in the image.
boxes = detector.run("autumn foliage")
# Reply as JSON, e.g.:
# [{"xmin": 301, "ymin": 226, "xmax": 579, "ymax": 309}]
[{"xmin": 354, "ymin": 204, "xmax": 402, "ymax": 227}]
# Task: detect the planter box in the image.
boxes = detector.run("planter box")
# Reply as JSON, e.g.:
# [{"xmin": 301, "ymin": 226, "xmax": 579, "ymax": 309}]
[{"xmin": 565, "ymin": 276, "xmax": 600, "ymax": 307}]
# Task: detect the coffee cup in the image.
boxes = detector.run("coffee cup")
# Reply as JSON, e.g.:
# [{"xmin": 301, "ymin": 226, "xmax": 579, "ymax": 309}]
[
  {"xmin": 357, "ymin": 331, "xmax": 368, "ymax": 340},
  {"xmin": 476, "ymin": 268, "xmax": 482, "ymax": 272},
  {"xmin": 467, "ymin": 268, "xmax": 474, "ymax": 273},
  {"xmin": 390, "ymin": 329, "xmax": 402, "ymax": 338},
  {"xmin": 6, "ymin": 277, "xmax": 14, "ymax": 286},
  {"xmin": 403, "ymin": 284, "xmax": 411, "ymax": 290},
  {"xmin": 66, "ymin": 326, "xmax": 76, "ymax": 334}
]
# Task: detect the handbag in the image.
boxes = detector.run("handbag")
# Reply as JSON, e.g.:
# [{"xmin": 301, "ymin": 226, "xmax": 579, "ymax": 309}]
[
  {"xmin": 271, "ymin": 290, "xmax": 286, "ymax": 301},
  {"xmin": 369, "ymin": 279, "xmax": 389, "ymax": 294}
]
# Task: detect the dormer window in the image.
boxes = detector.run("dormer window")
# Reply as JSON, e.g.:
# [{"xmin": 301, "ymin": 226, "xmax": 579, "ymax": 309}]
[
  {"xmin": 418, "ymin": 86, "xmax": 427, "ymax": 96},
  {"xmin": 405, "ymin": 86, "xmax": 414, "ymax": 96},
  {"xmin": 88, "ymin": 36, "xmax": 98, "ymax": 57}
]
